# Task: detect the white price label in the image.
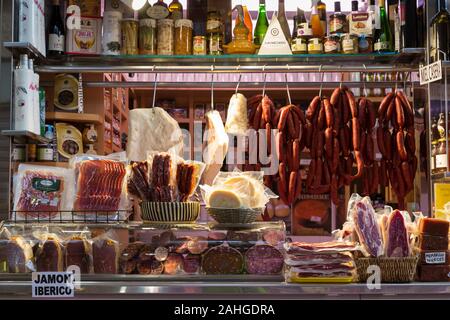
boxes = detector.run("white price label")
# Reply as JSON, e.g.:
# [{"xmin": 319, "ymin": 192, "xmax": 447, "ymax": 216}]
[
  {"xmin": 32, "ymin": 272, "xmax": 76, "ymax": 298},
  {"xmin": 424, "ymin": 252, "xmax": 446, "ymax": 264},
  {"xmin": 419, "ymin": 61, "xmax": 442, "ymax": 85}
]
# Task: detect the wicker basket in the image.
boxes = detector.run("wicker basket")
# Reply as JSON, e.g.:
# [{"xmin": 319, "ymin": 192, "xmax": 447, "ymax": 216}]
[
  {"xmin": 354, "ymin": 256, "xmax": 419, "ymax": 283},
  {"xmin": 140, "ymin": 201, "xmax": 200, "ymax": 223},
  {"xmin": 206, "ymin": 207, "xmax": 263, "ymax": 224}
]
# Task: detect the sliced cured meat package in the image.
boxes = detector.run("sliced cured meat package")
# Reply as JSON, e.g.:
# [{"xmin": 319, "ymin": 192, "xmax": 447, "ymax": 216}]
[
  {"xmin": 284, "ymin": 241, "xmax": 358, "ymax": 254},
  {"xmin": 13, "ymin": 164, "xmax": 75, "ymax": 221},
  {"xmin": 352, "ymin": 200, "xmax": 383, "ymax": 257},
  {"xmin": 386, "ymin": 210, "xmax": 410, "ymax": 257},
  {"xmin": 73, "ymin": 159, "xmax": 127, "ymax": 213},
  {"xmin": 284, "ymin": 252, "xmax": 353, "ymax": 266}
]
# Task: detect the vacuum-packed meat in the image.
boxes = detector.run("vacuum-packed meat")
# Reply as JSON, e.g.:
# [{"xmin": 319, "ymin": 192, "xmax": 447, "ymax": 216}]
[
  {"xmin": 352, "ymin": 201, "xmax": 383, "ymax": 257},
  {"xmin": 74, "ymin": 160, "xmax": 126, "ymax": 211},
  {"xmin": 386, "ymin": 210, "xmax": 410, "ymax": 257},
  {"xmin": 65, "ymin": 236, "xmax": 91, "ymax": 273},
  {"xmin": 92, "ymin": 237, "xmax": 119, "ymax": 274},
  {"xmin": 36, "ymin": 236, "xmax": 64, "ymax": 272},
  {"xmin": 245, "ymin": 245, "xmax": 284, "ymax": 275}
]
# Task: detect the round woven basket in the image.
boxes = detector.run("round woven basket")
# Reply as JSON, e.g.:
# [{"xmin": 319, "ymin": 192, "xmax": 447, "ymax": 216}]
[
  {"xmin": 140, "ymin": 201, "xmax": 200, "ymax": 223},
  {"xmin": 206, "ymin": 207, "xmax": 263, "ymax": 224},
  {"xmin": 354, "ymin": 256, "xmax": 419, "ymax": 283}
]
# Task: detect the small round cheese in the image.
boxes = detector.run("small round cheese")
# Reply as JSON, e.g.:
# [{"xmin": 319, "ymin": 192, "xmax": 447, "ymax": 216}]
[{"xmin": 208, "ymin": 189, "xmax": 242, "ymax": 209}]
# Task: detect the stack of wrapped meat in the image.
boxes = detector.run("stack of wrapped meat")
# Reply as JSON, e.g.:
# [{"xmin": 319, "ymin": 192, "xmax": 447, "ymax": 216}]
[
  {"xmin": 284, "ymin": 241, "xmax": 357, "ymax": 283},
  {"xmin": 415, "ymin": 218, "xmax": 450, "ymax": 282}
]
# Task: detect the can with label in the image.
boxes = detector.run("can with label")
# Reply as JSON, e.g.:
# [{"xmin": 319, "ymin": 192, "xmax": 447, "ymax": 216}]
[
  {"xmin": 12, "ymin": 144, "xmax": 26, "ymax": 161},
  {"xmin": 193, "ymin": 36, "xmax": 207, "ymax": 55},
  {"xmin": 207, "ymin": 33, "xmax": 223, "ymax": 55},
  {"xmin": 37, "ymin": 144, "xmax": 55, "ymax": 161}
]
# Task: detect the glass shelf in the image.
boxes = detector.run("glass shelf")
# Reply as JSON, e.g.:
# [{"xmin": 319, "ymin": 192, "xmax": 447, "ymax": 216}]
[
  {"xmin": 1, "ymin": 130, "xmax": 50, "ymax": 144},
  {"xmin": 36, "ymin": 48, "xmax": 425, "ymax": 73}
]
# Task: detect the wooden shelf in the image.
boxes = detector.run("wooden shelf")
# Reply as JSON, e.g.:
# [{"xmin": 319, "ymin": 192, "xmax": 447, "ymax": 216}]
[
  {"xmin": 22, "ymin": 161, "xmax": 69, "ymax": 168},
  {"xmin": 174, "ymin": 118, "xmax": 190, "ymax": 124},
  {"xmin": 1, "ymin": 130, "xmax": 50, "ymax": 144},
  {"xmin": 46, "ymin": 111, "xmax": 104, "ymax": 125}
]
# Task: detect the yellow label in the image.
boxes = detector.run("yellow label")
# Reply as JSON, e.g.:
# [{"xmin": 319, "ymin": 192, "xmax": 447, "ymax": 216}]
[{"xmin": 434, "ymin": 183, "xmax": 450, "ymax": 220}]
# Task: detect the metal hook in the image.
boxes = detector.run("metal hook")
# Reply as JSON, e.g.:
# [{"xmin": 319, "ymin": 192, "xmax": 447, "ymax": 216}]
[
  {"xmin": 235, "ymin": 65, "xmax": 242, "ymax": 94},
  {"xmin": 318, "ymin": 65, "xmax": 324, "ymax": 98},
  {"xmin": 152, "ymin": 73, "xmax": 158, "ymax": 109},
  {"xmin": 363, "ymin": 64, "xmax": 368, "ymax": 97},
  {"xmin": 339, "ymin": 65, "xmax": 344, "ymax": 89},
  {"xmin": 211, "ymin": 66, "xmax": 215, "ymax": 110},
  {"xmin": 262, "ymin": 65, "xmax": 267, "ymax": 96},
  {"xmin": 285, "ymin": 70, "xmax": 292, "ymax": 105}
]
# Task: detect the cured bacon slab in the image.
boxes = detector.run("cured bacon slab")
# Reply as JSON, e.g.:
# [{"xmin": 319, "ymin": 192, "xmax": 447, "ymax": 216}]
[
  {"xmin": 386, "ymin": 210, "xmax": 410, "ymax": 257},
  {"xmin": 352, "ymin": 201, "xmax": 383, "ymax": 257},
  {"xmin": 74, "ymin": 160, "xmax": 126, "ymax": 211}
]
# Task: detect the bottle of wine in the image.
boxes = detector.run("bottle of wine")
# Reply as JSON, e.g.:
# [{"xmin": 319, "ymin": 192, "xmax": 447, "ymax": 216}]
[
  {"xmin": 187, "ymin": 0, "xmax": 207, "ymax": 36},
  {"xmin": 374, "ymin": 0, "xmax": 393, "ymax": 52},
  {"xmin": 311, "ymin": 2, "xmax": 325, "ymax": 38},
  {"xmin": 417, "ymin": 0, "xmax": 425, "ymax": 48},
  {"xmin": 398, "ymin": 0, "xmax": 418, "ymax": 49},
  {"xmin": 48, "ymin": 0, "xmax": 64, "ymax": 57},
  {"xmin": 254, "ymin": 0, "xmax": 269, "ymax": 46},
  {"xmin": 394, "ymin": 5, "xmax": 401, "ymax": 51},
  {"xmin": 430, "ymin": 0, "xmax": 450, "ymax": 63},
  {"xmin": 316, "ymin": 0, "xmax": 327, "ymax": 36},
  {"xmin": 277, "ymin": 0, "xmax": 291, "ymax": 42},
  {"xmin": 169, "ymin": 0, "xmax": 183, "ymax": 20}
]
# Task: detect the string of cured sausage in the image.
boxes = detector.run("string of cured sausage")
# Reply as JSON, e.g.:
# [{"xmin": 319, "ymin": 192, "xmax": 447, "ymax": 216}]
[{"xmin": 377, "ymin": 90, "xmax": 417, "ymax": 210}]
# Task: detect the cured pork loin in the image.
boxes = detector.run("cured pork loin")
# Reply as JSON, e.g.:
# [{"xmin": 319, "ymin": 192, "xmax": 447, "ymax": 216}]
[
  {"xmin": 386, "ymin": 210, "xmax": 410, "ymax": 257},
  {"xmin": 352, "ymin": 201, "xmax": 384, "ymax": 257},
  {"xmin": 74, "ymin": 160, "xmax": 126, "ymax": 211}
]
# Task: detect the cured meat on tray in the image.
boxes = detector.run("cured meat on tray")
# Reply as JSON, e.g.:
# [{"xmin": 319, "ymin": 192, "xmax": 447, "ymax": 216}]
[
  {"xmin": 74, "ymin": 160, "xmax": 126, "ymax": 211},
  {"xmin": 244, "ymin": 245, "xmax": 284, "ymax": 275},
  {"xmin": 284, "ymin": 241, "xmax": 358, "ymax": 254},
  {"xmin": 202, "ymin": 246, "xmax": 244, "ymax": 275}
]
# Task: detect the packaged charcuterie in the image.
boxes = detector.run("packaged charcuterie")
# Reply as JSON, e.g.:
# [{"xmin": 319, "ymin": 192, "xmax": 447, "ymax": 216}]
[
  {"xmin": 0, "ymin": 226, "xmax": 35, "ymax": 273},
  {"xmin": 70, "ymin": 153, "xmax": 130, "ymax": 221},
  {"xmin": 92, "ymin": 233, "xmax": 120, "ymax": 274},
  {"xmin": 12, "ymin": 164, "xmax": 75, "ymax": 221},
  {"xmin": 244, "ymin": 245, "xmax": 284, "ymax": 275},
  {"xmin": 64, "ymin": 230, "xmax": 92, "ymax": 274},
  {"xmin": 34, "ymin": 232, "xmax": 65, "ymax": 272}
]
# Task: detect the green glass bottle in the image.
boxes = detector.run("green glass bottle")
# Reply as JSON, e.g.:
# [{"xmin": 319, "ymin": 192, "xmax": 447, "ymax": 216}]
[
  {"xmin": 374, "ymin": 0, "xmax": 393, "ymax": 52},
  {"xmin": 254, "ymin": 0, "xmax": 269, "ymax": 46}
]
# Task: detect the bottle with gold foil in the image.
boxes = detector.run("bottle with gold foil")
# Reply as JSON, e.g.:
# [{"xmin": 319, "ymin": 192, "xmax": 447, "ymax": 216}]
[{"xmin": 169, "ymin": 0, "xmax": 183, "ymax": 20}]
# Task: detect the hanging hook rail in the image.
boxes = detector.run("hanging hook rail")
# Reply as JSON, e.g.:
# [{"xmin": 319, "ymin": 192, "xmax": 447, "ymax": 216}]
[
  {"xmin": 285, "ymin": 65, "xmax": 292, "ymax": 105},
  {"xmin": 262, "ymin": 64, "xmax": 267, "ymax": 96},
  {"xmin": 211, "ymin": 65, "xmax": 215, "ymax": 110},
  {"xmin": 363, "ymin": 64, "xmax": 368, "ymax": 97},
  {"xmin": 318, "ymin": 65, "xmax": 324, "ymax": 98}
]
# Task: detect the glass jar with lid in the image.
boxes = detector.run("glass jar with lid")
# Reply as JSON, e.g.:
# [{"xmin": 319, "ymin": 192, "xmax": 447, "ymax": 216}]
[
  {"xmin": 175, "ymin": 19, "xmax": 193, "ymax": 55},
  {"xmin": 307, "ymin": 38, "xmax": 323, "ymax": 54},
  {"xmin": 207, "ymin": 33, "xmax": 223, "ymax": 55},
  {"xmin": 291, "ymin": 37, "xmax": 308, "ymax": 54},
  {"xmin": 206, "ymin": 11, "xmax": 223, "ymax": 34},
  {"xmin": 157, "ymin": 19, "xmax": 175, "ymax": 55},
  {"xmin": 121, "ymin": 19, "xmax": 139, "ymax": 55},
  {"xmin": 358, "ymin": 35, "xmax": 373, "ymax": 53},
  {"xmin": 324, "ymin": 35, "xmax": 341, "ymax": 54},
  {"xmin": 139, "ymin": 19, "xmax": 156, "ymax": 55},
  {"xmin": 341, "ymin": 33, "xmax": 358, "ymax": 54}
]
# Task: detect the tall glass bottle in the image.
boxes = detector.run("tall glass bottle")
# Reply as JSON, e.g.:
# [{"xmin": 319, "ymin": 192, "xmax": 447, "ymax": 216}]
[
  {"xmin": 254, "ymin": 0, "xmax": 269, "ymax": 46},
  {"xmin": 169, "ymin": 0, "xmax": 183, "ymax": 20},
  {"xmin": 311, "ymin": 3, "xmax": 325, "ymax": 38},
  {"xmin": 243, "ymin": 6, "xmax": 253, "ymax": 42},
  {"xmin": 316, "ymin": 0, "xmax": 327, "ymax": 36},
  {"xmin": 430, "ymin": 0, "xmax": 450, "ymax": 63},
  {"xmin": 48, "ymin": 0, "xmax": 65, "ymax": 57},
  {"xmin": 374, "ymin": 0, "xmax": 393, "ymax": 52},
  {"xmin": 277, "ymin": 0, "xmax": 291, "ymax": 42}
]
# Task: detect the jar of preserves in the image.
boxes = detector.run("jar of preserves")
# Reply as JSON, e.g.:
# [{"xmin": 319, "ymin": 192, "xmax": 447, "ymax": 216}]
[
  {"xmin": 157, "ymin": 19, "xmax": 175, "ymax": 55},
  {"xmin": 206, "ymin": 11, "xmax": 223, "ymax": 34},
  {"xmin": 139, "ymin": 18, "xmax": 156, "ymax": 55},
  {"xmin": 307, "ymin": 38, "xmax": 323, "ymax": 54},
  {"xmin": 193, "ymin": 36, "xmax": 207, "ymax": 55},
  {"xmin": 102, "ymin": 11, "xmax": 123, "ymax": 55},
  {"xmin": 175, "ymin": 19, "xmax": 193, "ymax": 55},
  {"xmin": 358, "ymin": 35, "xmax": 373, "ymax": 53},
  {"xmin": 291, "ymin": 37, "xmax": 308, "ymax": 54},
  {"xmin": 37, "ymin": 144, "xmax": 55, "ymax": 162},
  {"xmin": 324, "ymin": 35, "xmax": 340, "ymax": 54},
  {"xmin": 341, "ymin": 33, "xmax": 358, "ymax": 54},
  {"xmin": 121, "ymin": 19, "xmax": 139, "ymax": 55},
  {"xmin": 12, "ymin": 144, "xmax": 26, "ymax": 161},
  {"xmin": 207, "ymin": 32, "xmax": 223, "ymax": 55}
]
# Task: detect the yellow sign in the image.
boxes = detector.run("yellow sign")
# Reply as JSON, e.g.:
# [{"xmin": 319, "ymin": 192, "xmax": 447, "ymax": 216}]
[{"xmin": 434, "ymin": 183, "xmax": 450, "ymax": 220}]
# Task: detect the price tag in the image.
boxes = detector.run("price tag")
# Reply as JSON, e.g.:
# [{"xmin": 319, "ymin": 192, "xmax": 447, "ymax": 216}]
[
  {"xmin": 424, "ymin": 252, "xmax": 446, "ymax": 264},
  {"xmin": 32, "ymin": 272, "xmax": 75, "ymax": 298},
  {"xmin": 419, "ymin": 61, "xmax": 442, "ymax": 85}
]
